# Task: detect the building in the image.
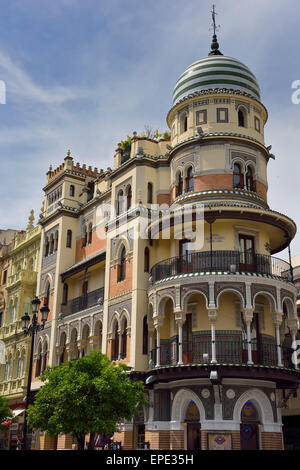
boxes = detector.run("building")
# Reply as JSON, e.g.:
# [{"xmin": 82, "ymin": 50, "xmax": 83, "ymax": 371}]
[
  {"xmin": 26, "ymin": 25, "xmax": 300, "ymax": 451},
  {"xmin": 0, "ymin": 212, "xmax": 40, "ymax": 450}
]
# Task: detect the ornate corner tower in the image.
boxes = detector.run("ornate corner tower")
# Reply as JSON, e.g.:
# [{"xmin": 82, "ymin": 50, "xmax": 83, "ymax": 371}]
[{"xmin": 140, "ymin": 24, "xmax": 299, "ymax": 451}]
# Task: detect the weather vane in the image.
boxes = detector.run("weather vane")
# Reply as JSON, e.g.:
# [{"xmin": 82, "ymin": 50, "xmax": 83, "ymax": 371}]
[
  {"xmin": 210, "ymin": 4, "xmax": 220, "ymax": 35},
  {"xmin": 208, "ymin": 4, "xmax": 223, "ymax": 56}
]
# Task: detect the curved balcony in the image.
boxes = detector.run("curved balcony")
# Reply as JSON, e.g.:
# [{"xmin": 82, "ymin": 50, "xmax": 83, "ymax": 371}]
[
  {"xmin": 150, "ymin": 251, "xmax": 292, "ymax": 283},
  {"xmin": 152, "ymin": 338, "xmax": 293, "ymax": 368}
]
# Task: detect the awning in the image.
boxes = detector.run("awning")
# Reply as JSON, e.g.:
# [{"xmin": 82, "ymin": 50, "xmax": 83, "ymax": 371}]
[{"xmin": 12, "ymin": 409, "xmax": 24, "ymax": 417}]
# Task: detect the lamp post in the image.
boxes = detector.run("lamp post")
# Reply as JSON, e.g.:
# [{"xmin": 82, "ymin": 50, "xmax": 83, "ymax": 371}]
[{"xmin": 21, "ymin": 296, "xmax": 49, "ymax": 450}]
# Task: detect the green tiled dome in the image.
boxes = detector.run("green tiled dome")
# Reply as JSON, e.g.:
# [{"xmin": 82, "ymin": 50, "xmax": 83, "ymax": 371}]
[{"xmin": 173, "ymin": 55, "xmax": 261, "ymax": 106}]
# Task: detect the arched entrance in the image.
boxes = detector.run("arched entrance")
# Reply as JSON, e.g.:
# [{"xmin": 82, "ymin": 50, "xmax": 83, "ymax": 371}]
[
  {"xmin": 240, "ymin": 401, "xmax": 260, "ymax": 450},
  {"xmin": 185, "ymin": 400, "xmax": 201, "ymax": 450}
]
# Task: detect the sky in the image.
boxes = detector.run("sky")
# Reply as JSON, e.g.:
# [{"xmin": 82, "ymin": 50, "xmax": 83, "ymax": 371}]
[{"xmin": 0, "ymin": 0, "xmax": 299, "ymax": 260}]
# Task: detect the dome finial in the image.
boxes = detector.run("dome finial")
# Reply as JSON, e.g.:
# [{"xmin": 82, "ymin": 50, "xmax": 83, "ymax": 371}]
[{"xmin": 209, "ymin": 4, "xmax": 223, "ymax": 56}]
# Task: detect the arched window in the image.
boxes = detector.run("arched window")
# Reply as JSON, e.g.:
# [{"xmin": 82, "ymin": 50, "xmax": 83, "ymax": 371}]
[
  {"xmin": 35, "ymin": 343, "xmax": 42, "ymax": 377},
  {"xmin": 41, "ymin": 341, "xmax": 48, "ymax": 375},
  {"xmin": 121, "ymin": 319, "xmax": 127, "ymax": 359},
  {"xmin": 117, "ymin": 190, "xmax": 124, "ymax": 215},
  {"xmin": 118, "ymin": 246, "xmax": 126, "ymax": 282},
  {"xmin": 113, "ymin": 323, "xmax": 119, "ymax": 360},
  {"xmin": 180, "ymin": 113, "xmax": 188, "ymax": 133},
  {"xmin": 142, "ymin": 315, "xmax": 148, "ymax": 355},
  {"xmin": 233, "ymin": 163, "xmax": 244, "ymax": 189},
  {"xmin": 147, "ymin": 183, "xmax": 153, "ymax": 204},
  {"xmin": 246, "ymin": 167, "xmax": 254, "ymax": 191},
  {"xmin": 82, "ymin": 225, "xmax": 88, "ymax": 247},
  {"xmin": 144, "ymin": 247, "xmax": 150, "ymax": 273},
  {"xmin": 49, "ymin": 234, "xmax": 54, "ymax": 255},
  {"xmin": 62, "ymin": 283, "xmax": 68, "ymax": 305},
  {"xmin": 66, "ymin": 229, "xmax": 72, "ymax": 248},
  {"xmin": 88, "ymin": 223, "xmax": 93, "ymax": 245},
  {"xmin": 45, "ymin": 237, "xmax": 49, "ymax": 257},
  {"xmin": 238, "ymin": 108, "xmax": 247, "ymax": 127},
  {"xmin": 15, "ymin": 351, "xmax": 20, "ymax": 378},
  {"xmin": 54, "ymin": 231, "xmax": 58, "ymax": 252},
  {"xmin": 126, "ymin": 185, "xmax": 132, "ymax": 211},
  {"xmin": 45, "ymin": 282, "xmax": 50, "ymax": 307},
  {"xmin": 70, "ymin": 185, "xmax": 75, "ymax": 197},
  {"xmin": 176, "ymin": 172, "xmax": 183, "ymax": 197},
  {"xmin": 185, "ymin": 166, "xmax": 194, "ymax": 193}
]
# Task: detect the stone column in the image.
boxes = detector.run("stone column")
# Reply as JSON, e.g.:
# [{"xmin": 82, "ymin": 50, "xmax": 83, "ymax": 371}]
[
  {"xmin": 242, "ymin": 309, "xmax": 254, "ymax": 365},
  {"xmin": 208, "ymin": 309, "xmax": 218, "ymax": 364},
  {"xmin": 287, "ymin": 318, "xmax": 299, "ymax": 370},
  {"xmin": 272, "ymin": 313, "xmax": 283, "ymax": 367},
  {"xmin": 156, "ymin": 326, "xmax": 161, "ymax": 367},
  {"xmin": 175, "ymin": 311, "xmax": 186, "ymax": 365}
]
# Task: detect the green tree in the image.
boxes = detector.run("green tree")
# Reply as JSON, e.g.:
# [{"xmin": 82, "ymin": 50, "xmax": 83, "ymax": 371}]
[
  {"xmin": 0, "ymin": 395, "xmax": 13, "ymax": 425},
  {"xmin": 26, "ymin": 350, "xmax": 146, "ymax": 450}
]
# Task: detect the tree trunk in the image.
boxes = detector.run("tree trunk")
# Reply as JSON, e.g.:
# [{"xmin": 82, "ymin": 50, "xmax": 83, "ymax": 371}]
[
  {"xmin": 88, "ymin": 432, "xmax": 95, "ymax": 450},
  {"xmin": 75, "ymin": 433, "xmax": 85, "ymax": 451}
]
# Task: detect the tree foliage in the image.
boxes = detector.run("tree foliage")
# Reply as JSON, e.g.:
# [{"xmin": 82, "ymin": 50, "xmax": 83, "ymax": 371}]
[
  {"xmin": 26, "ymin": 351, "xmax": 146, "ymax": 450},
  {"xmin": 0, "ymin": 395, "xmax": 13, "ymax": 425}
]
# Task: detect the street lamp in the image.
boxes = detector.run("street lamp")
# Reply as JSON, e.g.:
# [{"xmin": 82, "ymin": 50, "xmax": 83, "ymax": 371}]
[{"xmin": 21, "ymin": 296, "xmax": 50, "ymax": 450}]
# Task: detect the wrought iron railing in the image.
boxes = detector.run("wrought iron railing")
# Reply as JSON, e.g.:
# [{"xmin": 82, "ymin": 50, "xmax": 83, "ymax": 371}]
[
  {"xmin": 61, "ymin": 287, "xmax": 104, "ymax": 316},
  {"xmin": 150, "ymin": 251, "xmax": 292, "ymax": 283},
  {"xmin": 151, "ymin": 338, "xmax": 291, "ymax": 368}
]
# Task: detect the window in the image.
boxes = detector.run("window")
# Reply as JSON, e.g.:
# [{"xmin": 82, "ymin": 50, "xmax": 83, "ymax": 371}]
[
  {"xmin": 118, "ymin": 246, "xmax": 126, "ymax": 282},
  {"xmin": 246, "ymin": 167, "xmax": 254, "ymax": 191},
  {"xmin": 185, "ymin": 166, "xmax": 194, "ymax": 193},
  {"xmin": 176, "ymin": 172, "xmax": 183, "ymax": 197},
  {"xmin": 233, "ymin": 163, "xmax": 243, "ymax": 189},
  {"xmin": 45, "ymin": 237, "xmax": 49, "ymax": 257},
  {"xmin": 144, "ymin": 247, "xmax": 150, "ymax": 273},
  {"xmin": 82, "ymin": 225, "xmax": 88, "ymax": 247},
  {"xmin": 238, "ymin": 108, "xmax": 247, "ymax": 127},
  {"xmin": 54, "ymin": 231, "xmax": 58, "ymax": 252},
  {"xmin": 196, "ymin": 109, "xmax": 207, "ymax": 125},
  {"xmin": 180, "ymin": 113, "xmax": 188, "ymax": 134},
  {"xmin": 147, "ymin": 183, "xmax": 153, "ymax": 204},
  {"xmin": 88, "ymin": 223, "xmax": 93, "ymax": 245},
  {"xmin": 35, "ymin": 343, "xmax": 42, "ymax": 378},
  {"xmin": 45, "ymin": 283, "xmax": 50, "ymax": 307},
  {"xmin": 113, "ymin": 323, "xmax": 119, "ymax": 360},
  {"xmin": 143, "ymin": 315, "xmax": 148, "ymax": 355},
  {"xmin": 3, "ymin": 270, "xmax": 7, "ymax": 284},
  {"xmin": 117, "ymin": 190, "xmax": 125, "ymax": 215},
  {"xmin": 62, "ymin": 283, "xmax": 68, "ymax": 305},
  {"xmin": 66, "ymin": 229, "xmax": 72, "ymax": 248},
  {"xmin": 126, "ymin": 185, "xmax": 132, "ymax": 211},
  {"xmin": 49, "ymin": 234, "xmax": 54, "ymax": 255},
  {"xmin": 254, "ymin": 116, "xmax": 261, "ymax": 132},
  {"xmin": 121, "ymin": 319, "xmax": 127, "ymax": 359},
  {"xmin": 70, "ymin": 185, "xmax": 75, "ymax": 197},
  {"xmin": 217, "ymin": 108, "xmax": 229, "ymax": 123}
]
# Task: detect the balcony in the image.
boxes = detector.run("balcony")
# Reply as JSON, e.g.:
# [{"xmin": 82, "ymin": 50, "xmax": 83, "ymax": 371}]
[
  {"xmin": 60, "ymin": 287, "xmax": 104, "ymax": 317},
  {"xmin": 151, "ymin": 337, "xmax": 293, "ymax": 369},
  {"xmin": 150, "ymin": 251, "xmax": 292, "ymax": 283},
  {"xmin": 7, "ymin": 270, "xmax": 37, "ymax": 288}
]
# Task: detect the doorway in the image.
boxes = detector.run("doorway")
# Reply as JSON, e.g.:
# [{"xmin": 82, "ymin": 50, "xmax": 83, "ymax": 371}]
[
  {"xmin": 239, "ymin": 235, "xmax": 255, "ymax": 272},
  {"xmin": 240, "ymin": 401, "xmax": 260, "ymax": 450},
  {"xmin": 185, "ymin": 401, "xmax": 201, "ymax": 450}
]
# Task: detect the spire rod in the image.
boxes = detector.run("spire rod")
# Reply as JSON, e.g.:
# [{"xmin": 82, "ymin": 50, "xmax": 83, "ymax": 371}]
[{"xmin": 209, "ymin": 4, "xmax": 223, "ymax": 56}]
